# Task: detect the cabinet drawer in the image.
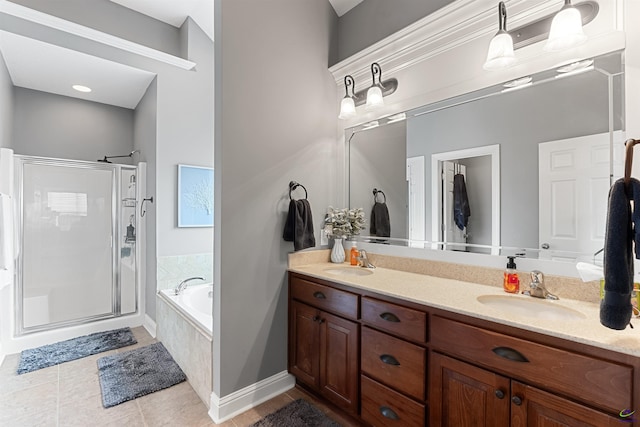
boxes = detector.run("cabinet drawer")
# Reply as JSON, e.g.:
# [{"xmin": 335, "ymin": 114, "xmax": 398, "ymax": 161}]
[
  {"xmin": 290, "ymin": 276, "xmax": 358, "ymax": 320},
  {"xmin": 431, "ymin": 316, "xmax": 632, "ymax": 413},
  {"xmin": 361, "ymin": 375, "xmax": 425, "ymax": 427},
  {"xmin": 362, "ymin": 327, "xmax": 426, "ymax": 400},
  {"xmin": 362, "ymin": 297, "xmax": 427, "ymax": 342}
]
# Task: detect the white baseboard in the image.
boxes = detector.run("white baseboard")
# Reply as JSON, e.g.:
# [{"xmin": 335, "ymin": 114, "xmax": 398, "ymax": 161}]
[
  {"xmin": 143, "ymin": 314, "xmax": 156, "ymax": 338},
  {"xmin": 208, "ymin": 371, "xmax": 295, "ymax": 424}
]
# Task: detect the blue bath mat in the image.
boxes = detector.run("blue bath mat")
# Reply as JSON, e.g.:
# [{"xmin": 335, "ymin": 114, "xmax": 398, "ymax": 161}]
[
  {"xmin": 17, "ymin": 327, "xmax": 137, "ymax": 374},
  {"xmin": 97, "ymin": 342, "xmax": 186, "ymax": 408}
]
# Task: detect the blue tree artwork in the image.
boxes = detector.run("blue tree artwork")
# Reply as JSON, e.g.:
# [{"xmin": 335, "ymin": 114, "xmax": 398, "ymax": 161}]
[{"xmin": 178, "ymin": 165, "xmax": 213, "ymax": 227}]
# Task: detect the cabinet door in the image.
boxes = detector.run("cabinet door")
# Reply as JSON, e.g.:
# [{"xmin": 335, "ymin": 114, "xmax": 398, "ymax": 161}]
[
  {"xmin": 289, "ymin": 301, "xmax": 320, "ymax": 388},
  {"xmin": 319, "ymin": 310, "xmax": 359, "ymax": 414},
  {"xmin": 430, "ymin": 353, "xmax": 510, "ymax": 427},
  {"xmin": 511, "ymin": 381, "xmax": 628, "ymax": 427}
]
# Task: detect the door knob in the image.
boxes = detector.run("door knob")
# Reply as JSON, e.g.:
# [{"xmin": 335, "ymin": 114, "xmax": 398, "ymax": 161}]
[{"xmin": 541, "ymin": 243, "xmax": 550, "ymax": 249}]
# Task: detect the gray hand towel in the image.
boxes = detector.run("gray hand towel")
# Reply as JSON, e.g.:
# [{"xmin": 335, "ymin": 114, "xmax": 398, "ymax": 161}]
[
  {"xmin": 600, "ymin": 178, "xmax": 640, "ymax": 330},
  {"xmin": 370, "ymin": 202, "xmax": 390, "ymax": 237},
  {"xmin": 283, "ymin": 199, "xmax": 315, "ymax": 251}
]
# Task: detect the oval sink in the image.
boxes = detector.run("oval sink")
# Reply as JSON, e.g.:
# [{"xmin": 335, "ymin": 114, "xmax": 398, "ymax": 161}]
[
  {"xmin": 477, "ymin": 295, "xmax": 586, "ymax": 320},
  {"xmin": 323, "ymin": 267, "xmax": 374, "ymax": 277}
]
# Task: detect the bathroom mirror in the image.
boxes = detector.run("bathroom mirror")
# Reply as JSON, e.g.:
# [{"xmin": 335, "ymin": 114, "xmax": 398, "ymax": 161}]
[{"xmin": 348, "ymin": 50, "xmax": 624, "ymax": 261}]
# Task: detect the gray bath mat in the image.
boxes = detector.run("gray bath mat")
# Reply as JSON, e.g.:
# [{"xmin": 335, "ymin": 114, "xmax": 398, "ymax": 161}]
[
  {"xmin": 17, "ymin": 327, "xmax": 137, "ymax": 374},
  {"xmin": 250, "ymin": 399, "xmax": 341, "ymax": 427},
  {"xmin": 97, "ymin": 342, "xmax": 186, "ymax": 408}
]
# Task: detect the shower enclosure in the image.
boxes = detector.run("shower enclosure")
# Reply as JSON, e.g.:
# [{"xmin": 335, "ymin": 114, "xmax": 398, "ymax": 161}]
[{"xmin": 14, "ymin": 156, "xmax": 140, "ymax": 335}]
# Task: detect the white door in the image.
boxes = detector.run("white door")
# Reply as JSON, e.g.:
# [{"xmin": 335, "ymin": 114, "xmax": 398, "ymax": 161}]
[
  {"xmin": 442, "ymin": 161, "xmax": 467, "ymax": 250},
  {"xmin": 539, "ymin": 133, "xmax": 617, "ymax": 259},
  {"xmin": 407, "ymin": 156, "xmax": 425, "ymax": 247}
]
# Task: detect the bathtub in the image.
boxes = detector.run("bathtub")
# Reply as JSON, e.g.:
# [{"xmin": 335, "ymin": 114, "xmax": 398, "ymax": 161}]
[
  {"xmin": 157, "ymin": 283, "xmax": 213, "ymax": 407},
  {"xmin": 158, "ymin": 283, "xmax": 213, "ymax": 336}
]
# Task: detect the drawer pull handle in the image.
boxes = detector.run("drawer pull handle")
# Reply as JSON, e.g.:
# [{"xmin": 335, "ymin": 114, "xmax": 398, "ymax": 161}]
[
  {"xmin": 495, "ymin": 389, "xmax": 505, "ymax": 399},
  {"xmin": 511, "ymin": 395, "xmax": 523, "ymax": 406},
  {"xmin": 380, "ymin": 354, "xmax": 400, "ymax": 366},
  {"xmin": 379, "ymin": 406, "xmax": 400, "ymax": 420},
  {"xmin": 492, "ymin": 346, "xmax": 529, "ymax": 363},
  {"xmin": 380, "ymin": 312, "xmax": 400, "ymax": 322},
  {"xmin": 312, "ymin": 315, "xmax": 320, "ymax": 322},
  {"xmin": 313, "ymin": 291, "xmax": 326, "ymax": 299}
]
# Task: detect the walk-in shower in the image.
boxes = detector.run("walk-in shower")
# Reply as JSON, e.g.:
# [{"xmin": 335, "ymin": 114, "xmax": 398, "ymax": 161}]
[{"xmin": 14, "ymin": 156, "xmax": 140, "ymax": 335}]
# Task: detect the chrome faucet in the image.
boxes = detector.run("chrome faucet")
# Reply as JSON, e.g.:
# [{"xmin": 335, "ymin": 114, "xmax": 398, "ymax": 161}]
[
  {"xmin": 357, "ymin": 250, "xmax": 375, "ymax": 269},
  {"xmin": 523, "ymin": 270, "xmax": 558, "ymax": 300},
  {"xmin": 174, "ymin": 276, "xmax": 205, "ymax": 295}
]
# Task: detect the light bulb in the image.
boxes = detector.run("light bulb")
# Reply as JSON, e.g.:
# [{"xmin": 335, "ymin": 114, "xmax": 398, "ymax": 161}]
[
  {"xmin": 545, "ymin": 6, "xmax": 587, "ymax": 52},
  {"xmin": 338, "ymin": 96, "xmax": 356, "ymax": 120},
  {"xmin": 483, "ymin": 32, "xmax": 516, "ymax": 71},
  {"xmin": 366, "ymin": 85, "xmax": 383, "ymax": 109}
]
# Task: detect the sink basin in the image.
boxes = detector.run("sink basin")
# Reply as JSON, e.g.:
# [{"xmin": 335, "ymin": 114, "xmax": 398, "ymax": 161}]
[
  {"xmin": 477, "ymin": 295, "xmax": 586, "ymax": 320},
  {"xmin": 323, "ymin": 267, "xmax": 374, "ymax": 277}
]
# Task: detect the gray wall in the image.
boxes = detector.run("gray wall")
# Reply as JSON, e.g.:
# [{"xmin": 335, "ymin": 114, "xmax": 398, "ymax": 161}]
[
  {"xmin": 215, "ymin": 0, "xmax": 338, "ymax": 398},
  {"xmin": 133, "ymin": 79, "xmax": 157, "ymax": 320},
  {"xmin": 0, "ymin": 53, "xmax": 12, "ymax": 148},
  {"xmin": 12, "ymin": 87, "xmax": 134, "ymax": 161},
  {"xmin": 407, "ymin": 71, "xmax": 613, "ymax": 249},
  {"xmin": 349, "ymin": 122, "xmax": 407, "ymax": 238},
  {"xmin": 8, "ymin": 0, "xmax": 182, "ymax": 57},
  {"xmin": 333, "ymin": 0, "xmax": 454, "ymax": 64}
]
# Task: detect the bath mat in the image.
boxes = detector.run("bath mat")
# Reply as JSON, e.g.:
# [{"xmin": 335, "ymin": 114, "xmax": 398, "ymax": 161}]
[
  {"xmin": 249, "ymin": 399, "xmax": 341, "ymax": 427},
  {"xmin": 97, "ymin": 342, "xmax": 186, "ymax": 408},
  {"xmin": 17, "ymin": 327, "xmax": 137, "ymax": 374}
]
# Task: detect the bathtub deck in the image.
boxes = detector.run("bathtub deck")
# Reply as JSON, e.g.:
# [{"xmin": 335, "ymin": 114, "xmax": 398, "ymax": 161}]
[{"xmin": 0, "ymin": 326, "xmax": 358, "ymax": 427}]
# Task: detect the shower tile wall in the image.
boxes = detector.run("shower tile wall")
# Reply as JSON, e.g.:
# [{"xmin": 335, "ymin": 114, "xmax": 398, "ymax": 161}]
[{"xmin": 157, "ymin": 253, "xmax": 213, "ymax": 290}]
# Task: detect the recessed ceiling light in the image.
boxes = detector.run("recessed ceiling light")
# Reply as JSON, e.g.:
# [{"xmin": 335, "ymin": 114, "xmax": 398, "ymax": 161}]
[{"xmin": 72, "ymin": 85, "xmax": 92, "ymax": 93}]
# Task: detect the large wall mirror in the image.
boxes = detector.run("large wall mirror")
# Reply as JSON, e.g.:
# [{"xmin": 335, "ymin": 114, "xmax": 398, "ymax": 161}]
[{"xmin": 348, "ymin": 50, "xmax": 624, "ymax": 262}]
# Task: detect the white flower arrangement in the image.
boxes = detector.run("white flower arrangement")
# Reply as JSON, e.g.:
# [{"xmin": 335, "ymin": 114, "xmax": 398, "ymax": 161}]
[{"xmin": 323, "ymin": 207, "xmax": 366, "ymax": 239}]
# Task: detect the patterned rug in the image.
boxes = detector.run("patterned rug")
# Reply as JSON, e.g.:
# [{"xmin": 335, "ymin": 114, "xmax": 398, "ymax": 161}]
[
  {"xmin": 250, "ymin": 399, "xmax": 341, "ymax": 427},
  {"xmin": 17, "ymin": 327, "xmax": 137, "ymax": 374},
  {"xmin": 97, "ymin": 342, "xmax": 186, "ymax": 408}
]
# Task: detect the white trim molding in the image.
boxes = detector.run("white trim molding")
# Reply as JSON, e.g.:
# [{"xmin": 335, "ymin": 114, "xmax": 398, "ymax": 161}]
[
  {"xmin": 208, "ymin": 371, "xmax": 296, "ymax": 424},
  {"xmin": 143, "ymin": 314, "xmax": 156, "ymax": 338},
  {"xmin": 0, "ymin": 0, "xmax": 196, "ymax": 70}
]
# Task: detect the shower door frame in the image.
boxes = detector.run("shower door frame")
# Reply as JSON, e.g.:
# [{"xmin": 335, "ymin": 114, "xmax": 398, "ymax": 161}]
[{"xmin": 14, "ymin": 155, "xmax": 137, "ymax": 335}]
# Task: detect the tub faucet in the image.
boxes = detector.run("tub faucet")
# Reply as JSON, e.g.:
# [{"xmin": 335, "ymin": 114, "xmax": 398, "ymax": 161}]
[
  {"xmin": 523, "ymin": 270, "xmax": 558, "ymax": 300},
  {"xmin": 174, "ymin": 277, "xmax": 205, "ymax": 295},
  {"xmin": 357, "ymin": 250, "xmax": 375, "ymax": 269}
]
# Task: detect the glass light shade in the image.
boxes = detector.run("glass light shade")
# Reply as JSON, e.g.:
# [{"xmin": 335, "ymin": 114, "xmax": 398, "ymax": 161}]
[
  {"xmin": 544, "ymin": 7, "xmax": 587, "ymax": 52},
  {"xmin": 366, "ymin": 85, "xmax": 383, "ymax": 109},
  {"xmin": 338, "ymin": 96, "xmax": 356, "ymax": 119},
  {"xmin": 483, "ymin": 32, "xmax": 516, "ymax": 71}
]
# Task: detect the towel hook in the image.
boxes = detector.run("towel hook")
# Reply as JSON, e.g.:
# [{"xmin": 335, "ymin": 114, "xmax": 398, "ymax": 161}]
[
  {"xmin": 624, "ymin": 139, "xmax": 640, "ymax": 186},
  {"xmin": 141, "ymin": 196, "xmax": 154, "ymax": 217},
  {"xmin": 289, "ymin": 181, "xmax": 307, "ymax": 200},
  {"xmin": 373, "ymin": 188, "xmax": 386, "ymax": 203}
]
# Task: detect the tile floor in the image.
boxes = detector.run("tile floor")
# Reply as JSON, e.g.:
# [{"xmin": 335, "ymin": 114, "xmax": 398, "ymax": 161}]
[{"xmin": 0, "ymin": 327, "xmax": 359, "ymax": 427}]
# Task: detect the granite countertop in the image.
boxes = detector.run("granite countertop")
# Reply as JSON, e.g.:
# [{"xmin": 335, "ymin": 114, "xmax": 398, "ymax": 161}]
[{"xmin": 289, "ymin": 261, "xmax": 640, "ymax": 358}]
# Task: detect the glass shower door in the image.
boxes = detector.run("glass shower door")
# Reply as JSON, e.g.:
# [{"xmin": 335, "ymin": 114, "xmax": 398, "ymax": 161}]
[{"xmin": 19, "ymin": 160, "xmax": 115, "ymax": 331}]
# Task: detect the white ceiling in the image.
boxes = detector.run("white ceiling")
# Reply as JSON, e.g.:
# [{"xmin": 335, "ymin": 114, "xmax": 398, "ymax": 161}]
[
  {"xmin": 0, "ymin": 0, "xmax": 213, "ymax": 110},
  {"xmin": 329, "ymin": 0, "xmax": 363, "ymax": 17}
]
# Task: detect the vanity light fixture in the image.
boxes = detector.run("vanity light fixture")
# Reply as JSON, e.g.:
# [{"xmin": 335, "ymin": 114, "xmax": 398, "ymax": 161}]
[
  {"xmin": 338, "ymin": 75, "xmax": 357, "ymax": 120},
  {"xmin": 544, "ymin": 0, "xmax": 587, "ymax": 52},
  {"xmin": 483, "ymin": 2, "xmax": 516, "ymax": 71},
  {"xmin": 337, "ymin": 62, "xmax": 398, "ymax": 119},
  {"xmin": 483, "ymin": 1, "xmax": 598, "ymax": 71},
  {"xmin": 366, "ymin": 63, "xmax": 385, "ymax": 109}
]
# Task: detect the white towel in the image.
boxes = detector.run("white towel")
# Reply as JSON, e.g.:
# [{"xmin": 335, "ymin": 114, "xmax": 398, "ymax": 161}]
[{"xmin": 0, "ymin": 194, "xmax": 12, "ymax": 271}]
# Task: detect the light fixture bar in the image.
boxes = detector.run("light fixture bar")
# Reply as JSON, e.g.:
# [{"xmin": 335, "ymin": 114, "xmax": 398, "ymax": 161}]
[
  {"xmin": 350, "ymin": 78, "xmax": 398, "ymax": 108},
  {"xmin": 508, "ymin": 1, "xmax": 598, "ymax": 50}
]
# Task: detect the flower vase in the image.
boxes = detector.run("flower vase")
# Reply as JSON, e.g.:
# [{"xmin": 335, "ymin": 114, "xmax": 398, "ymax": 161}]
[{"xmin": 330, "ymin": 238, "xmax": 346, "ymax": 263}]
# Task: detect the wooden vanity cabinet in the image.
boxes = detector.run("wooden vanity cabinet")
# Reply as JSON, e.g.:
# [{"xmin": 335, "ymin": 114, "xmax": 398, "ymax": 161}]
[
  {"xmin": 288, "ymin": 274, "xmax": 360, "ymax": 415},
  {"xmin": 430, "ymin": 315, "xmax": 633, "ymax": 427}
]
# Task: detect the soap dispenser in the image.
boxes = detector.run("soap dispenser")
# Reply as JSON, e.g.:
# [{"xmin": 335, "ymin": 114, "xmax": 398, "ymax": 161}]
[
  {"xmin": 503, "ymin": 256, "xmax": 520, "ymax": 293},
  {"xmin": 350, "ymin": 241, "xmax": 359, "ymax": 266}
]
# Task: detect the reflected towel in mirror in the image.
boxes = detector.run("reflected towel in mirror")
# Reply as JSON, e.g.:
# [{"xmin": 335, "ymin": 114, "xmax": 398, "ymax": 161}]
[
  {"xmin": 370, "ymin": 202, "xmax": 390, "ymax": 237},
  {"xmin": 453, "ymin": 173, "xmax": 470, "ymax": 230}
]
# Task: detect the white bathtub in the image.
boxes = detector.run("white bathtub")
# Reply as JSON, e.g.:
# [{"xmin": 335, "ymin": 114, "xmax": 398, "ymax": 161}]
[{"xmin": 158, "ymin": 283, "xmax": 213, "ymax": 336}]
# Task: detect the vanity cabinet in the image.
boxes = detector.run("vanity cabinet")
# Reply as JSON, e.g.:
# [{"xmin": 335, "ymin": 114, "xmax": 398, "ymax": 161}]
[
  {"xmin": 288, "ymin": 275, "xmax": 360, "ymax": 414},
  {"xmin": 430, "ymin": 315, "xmax": 632, "ymax": 426}
]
